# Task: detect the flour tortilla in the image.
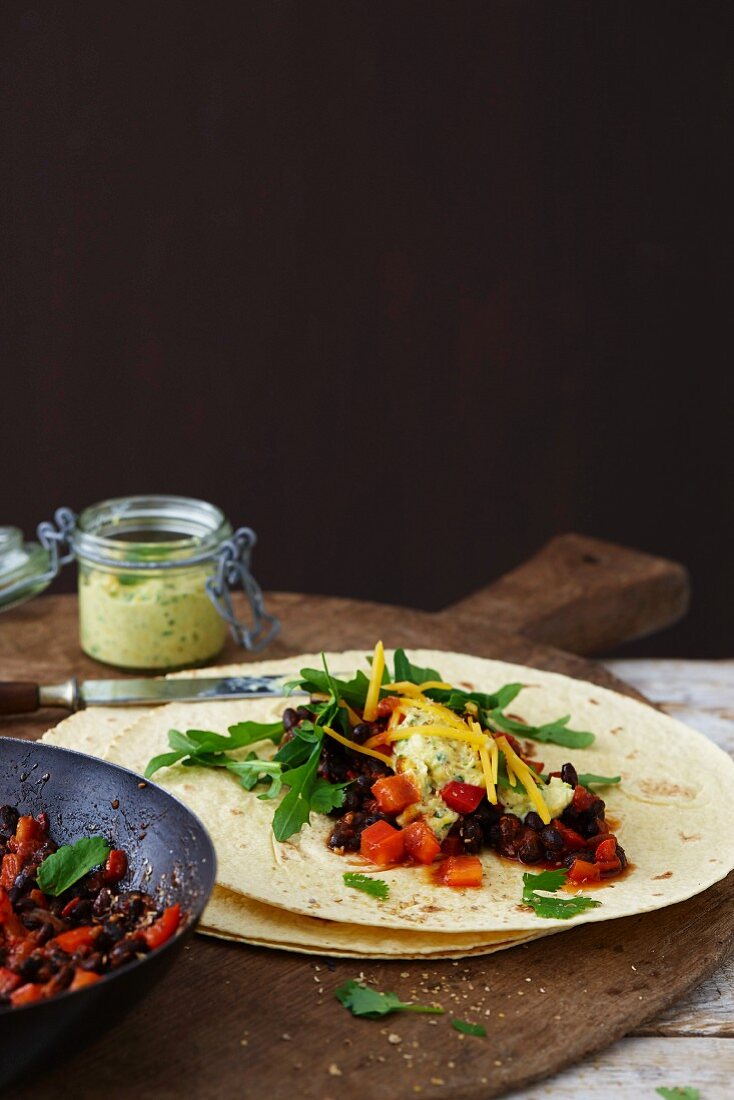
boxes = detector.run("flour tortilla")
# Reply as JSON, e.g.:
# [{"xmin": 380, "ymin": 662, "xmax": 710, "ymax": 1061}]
[
  {"xmin": 100, "ymin": 649, "xmax": 734, "ymax": 937},
  {"xmin": 42, "ymin": 704, "xmax": 537, "ymax": 956}
]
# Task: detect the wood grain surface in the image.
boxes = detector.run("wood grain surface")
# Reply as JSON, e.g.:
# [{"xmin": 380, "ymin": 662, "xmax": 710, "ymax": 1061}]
[{"xmin": 1, "ymin": 536, "xmax": 730, "ymax": 1100}]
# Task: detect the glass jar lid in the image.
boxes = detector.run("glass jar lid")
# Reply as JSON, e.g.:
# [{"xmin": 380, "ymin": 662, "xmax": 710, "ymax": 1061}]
[{"xmin": 0, "ymin": 526, "xmax": 53, "ymax": 611}]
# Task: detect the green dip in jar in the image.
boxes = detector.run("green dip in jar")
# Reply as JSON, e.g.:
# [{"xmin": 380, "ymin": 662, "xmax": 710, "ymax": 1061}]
[{"xmin": 75, "ymin": 496, "xmax": 231, "ymax": 670}]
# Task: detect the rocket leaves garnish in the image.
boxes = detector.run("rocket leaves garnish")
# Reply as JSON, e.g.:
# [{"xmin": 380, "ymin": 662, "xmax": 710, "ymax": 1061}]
[
  {"xmin": 576, "ymin": 773, "xmax": 621, "ymax": 787},
  {"xmin": 145, "ymin": 720, "xmax": 284, "ymax": 779},
  {"xmin": 484, "ymin": 710, "xmax": 595, "ymax": 749},
  {"xmin": 343, "ymin": 872, "xmax": 390, "ymax": 900},
  {"xmin": 335, "ymin": 980, "xmax": 444, "ymax": 1019},
  {"xmin": 37, "ymin": 836, "xmax": 111, "ymax": 897},
  {"xmin": 522, "ymin": 869, "xmax": 602, "ymax": 920}
]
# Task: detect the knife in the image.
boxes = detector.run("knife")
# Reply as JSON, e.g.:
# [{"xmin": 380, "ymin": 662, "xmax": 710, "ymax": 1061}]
[{"xmin": 0, "ymin": 675, "xmax": 307, "ymax": 715}]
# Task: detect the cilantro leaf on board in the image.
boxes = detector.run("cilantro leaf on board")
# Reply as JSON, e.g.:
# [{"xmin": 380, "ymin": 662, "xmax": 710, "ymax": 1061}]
[
  {"xmin": 343, "ymin": 873, "xmax": 390, "ymax": 901},
  {"xmin": 37, "ymin": 836, "xmax": 111, "ymax": 897},
  {"xmin": 522, "ymin": 869, "xmax": 602, "ymax": 920},
  {"xmin": 656, "ymin": 1089, "xmax": 700, "ymax": 1100},
  {"xmin": 577, "ymin": 773, "xmax": 621, "ymax": 787},
  {"xmin": 451, "ymin": 1019, "xmax": 487, "ymax": 1037},
  {"xmin": 335, "ymin": 980, "xmax": 444, "ymax": 1019}
]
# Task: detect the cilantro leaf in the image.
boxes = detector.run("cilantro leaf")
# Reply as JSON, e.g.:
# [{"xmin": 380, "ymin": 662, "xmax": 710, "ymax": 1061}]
[
  {"xmin": 656, "ymin": 1089, "xmax": 700, "ymax": 1100},
  {"xmin": 451, "ymin": 1019, "xmax": 487, "ymax": 1037},
  {"xmin": 37, "ymin": 836, "xmax": 111, "ymax": 896},
  {"xmin": 343, "ymin": 873, "xmax": 390, "ymax": 901},
  {"xmin": 577, "ymin": 773, "xmax": 621, "ymax": 787},
  {"xmin": 522, "ymin": 869, "xmax": 602, "ymax": 920},
  {"xmin": 335, "ymin": 980, "xmax": 444, "ymax": 1019}
]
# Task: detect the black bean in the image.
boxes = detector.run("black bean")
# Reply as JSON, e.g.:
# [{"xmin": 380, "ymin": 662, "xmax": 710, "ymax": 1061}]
[
  {"xmin": 92, "ymin": 888, "xmax": 113, "ymax": 918},
  {"xmin": 561, "ymin": 763, "xmax": 578, "ymax": 787},
  {"xmin": 516, "ymin": 832, "xmax": 544, "ymax": 864},
  {"xmin": 616, "ymin": 845, "xmax": 627, "ymax": 869},
  {"xmin": 109, "ymin": 940, "xmax": 140, "ymax": 969},
  {"xmin": 69, "ymin": 899, "xmax": 93, "ymax": 924},
  {"xmin": 351, "ymin": 723, "xmax": 372, "ymax": 743},
  {"xmin": 524, "ymin": 811, "xmax": 543, "ymax": 831},
  {"xmin": 282, "ymin": 707, "xmax": 299, "ymax": 731},
  {"xmin": 459, "ymin": 818, "xmax": 484, "ymax": 854},
  {"xmin": 539, "ymin": 826, "xmax": 564, "ymax": 855}
]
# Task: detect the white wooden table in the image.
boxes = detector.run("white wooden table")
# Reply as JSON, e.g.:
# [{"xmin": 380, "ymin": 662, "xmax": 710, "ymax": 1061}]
[{"xmin": 509, "ymin": 659, "xmax": 734, "ymax": 1100}]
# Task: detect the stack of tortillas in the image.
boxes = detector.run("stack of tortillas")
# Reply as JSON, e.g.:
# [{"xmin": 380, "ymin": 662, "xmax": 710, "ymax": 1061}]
[{"xmin": 41, "ymin": 650, "xmax": 734, "ymax": 959}]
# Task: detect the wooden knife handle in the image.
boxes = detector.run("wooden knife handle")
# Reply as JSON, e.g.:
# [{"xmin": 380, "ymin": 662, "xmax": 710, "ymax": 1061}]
[
  {"xmin": 446, "ymin": 534, "xmax": 690, "ymax": 656},
  {"xmin": 0, "ymin": 682, "xmax": 40, "ymax": 715}
]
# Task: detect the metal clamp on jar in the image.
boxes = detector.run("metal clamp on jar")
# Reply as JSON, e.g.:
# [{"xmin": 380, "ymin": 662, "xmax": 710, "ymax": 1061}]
[{"xmin": 0, "ymin": 496, "xmax": 280, "ymax": 671}]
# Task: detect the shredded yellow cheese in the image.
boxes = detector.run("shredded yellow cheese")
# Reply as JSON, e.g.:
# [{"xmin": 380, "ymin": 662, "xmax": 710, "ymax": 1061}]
[
  {"xmin": 322, "ymin": 725, "xmax": 393, "ymax": 767},
  {"xmin": 495, "ymin": 736, "xmax": 551, "ymax": 824},
  {"xmin": 470, "ymin": 720, "xmax": 497, "ymax": 804},
  {"xmin": 362, "ymin": 640, "xmax": 385, "ymax": 722},
  {"xmin": 381, "ymin": 680, "xmax": 453, "ymax": 695},
  {"xmin": 368, "ymin": 723, "xmax": 489, "ymax": 750}
]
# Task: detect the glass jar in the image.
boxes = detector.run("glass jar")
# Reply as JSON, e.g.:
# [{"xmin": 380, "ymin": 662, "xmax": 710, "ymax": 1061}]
[
  {"xmin": 74, "ymin": 496, "xmax": 232, "ymax": 670},
  {"xmin": 0, "ymin": 496, "xmax": 279, "ymax": 671}
]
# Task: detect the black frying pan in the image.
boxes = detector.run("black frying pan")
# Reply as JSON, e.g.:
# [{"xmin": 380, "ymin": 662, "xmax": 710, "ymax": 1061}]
[{"xmin": 0, "ymin": 737, "xmax": 217, "ymax": 1088}]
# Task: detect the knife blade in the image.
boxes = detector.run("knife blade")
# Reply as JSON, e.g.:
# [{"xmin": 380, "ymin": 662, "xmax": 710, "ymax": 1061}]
[{"xmin": 0, "ymin": 675, "xmax": 307, "ymax": 715}]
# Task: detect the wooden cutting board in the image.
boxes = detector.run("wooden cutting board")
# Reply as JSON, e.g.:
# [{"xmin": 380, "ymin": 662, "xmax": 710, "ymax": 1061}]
[{"xmin": 3, "ymin": 534, "xmax": 732, "ymax": 1099}]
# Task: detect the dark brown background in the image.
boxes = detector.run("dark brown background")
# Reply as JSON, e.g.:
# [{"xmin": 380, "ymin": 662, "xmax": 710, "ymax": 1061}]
[{"xmin": 2, "ymin": 2, "xmax": 732, "ymax": 655}]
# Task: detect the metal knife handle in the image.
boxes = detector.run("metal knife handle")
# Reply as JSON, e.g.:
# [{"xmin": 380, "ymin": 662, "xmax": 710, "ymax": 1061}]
[{"xmin": 0, "ymin": 679, "xmax": 79, "ymax": 715}]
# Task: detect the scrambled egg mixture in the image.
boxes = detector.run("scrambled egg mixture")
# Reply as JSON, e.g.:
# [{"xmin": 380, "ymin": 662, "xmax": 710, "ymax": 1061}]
[
  {"xmin": 393, "ymin": 705, "xmax": 486, "ymax": 839},
  {"xmin": 392, "ymin": 705, "xmax": 575, "ymax": 839}
]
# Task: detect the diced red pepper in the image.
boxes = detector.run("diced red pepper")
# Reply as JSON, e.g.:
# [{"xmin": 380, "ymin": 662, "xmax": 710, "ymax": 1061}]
[
  {"xmin": 440, "ymin": 781, "xmax": 486, "ymax": 815},
  {"xmin": 552, "ymin": 819, "xmax": 589, "ymax": 851},
  {"xmin": 10, "ymin": 983, "xmax": 45, "ymax": 1007},
  {"xmin": 567, "ymin": 859, "xmax": 601, "ymax": 885},
  {"xmin": 143, "ymin": 903, "xmax": 181, "ymax": 950},
  {"xmin": 1, "ymin": 853, "xmax": 21, "ymax": 891},
  {"xmin": 103, "ymin": 849, "xmax": 128, "ymax": 884},
  {"xmin": 437, "ymin": 855, "xmax": 483, "ymax": 888},
  {"xmin": 526, "ymin": 760, "xmax": 545, "ymax": 775},
  {"xmin": 359, "ymin": 821, "xmax": 406, "ymax": 867},
  {"xmin": 15, "ymin": 816, "xmax": 45, "ymax": 844},
  {"xmin": 371, "ymin": 773, "xmax": 420, "ymax": 815},
  {"xmin": 0, "ymin": 887, "xmax": 28, "ymax": 941},
  {"xmin": 597, "ymin": 858, "xmax": 622, "ymax": 875},
  {"xmin": 52, "ymin": 925, "xmax": 99, "ymax": 955},
  {"xmin": 61, "ymin": 897, "xmax": 82, "ymax": 919},
  {"xmin": 402, "ymin": 821, "xmax": 441, "ymax": 865},
  {"xmin": 376, "ymin": 696, "xmax": 401, "ymax": 718},
  {"xmin": 594, "ymin": 838, "xmax": 618, "ymax": 864},
  {"xmin": 29, "ymin": 888, "xmax": 48, "ymax": 909},
  {"xmin": 572, "ymin": 785, "xmax": 596, "ymax": 813},
  {"xmin": 440, "ymin": 834, "xmax": 464, "ymax": 857},
  {"xmin": 69, "ymin": 968, "xmax": 102, "ymax": 992},
  {"xmin": 0, "ymin": 966, "xmax": 21, "ymax": 995}
]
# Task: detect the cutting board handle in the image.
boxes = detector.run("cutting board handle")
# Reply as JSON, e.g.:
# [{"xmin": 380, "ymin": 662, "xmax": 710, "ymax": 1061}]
[{"xmin": 446, "ymin": 533, "xmax": 689, "ymax": 655}]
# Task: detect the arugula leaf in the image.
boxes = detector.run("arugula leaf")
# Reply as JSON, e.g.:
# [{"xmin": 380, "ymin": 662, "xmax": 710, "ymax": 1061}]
[
  {"xmin": 335, "ymin": 980, "xmax": 444, "ymax": 1019},
  {"xmin": 425, "ymin": 683, "xmax": 524, "ymax": 713},
  {"xmin": 392, "ymin": 648, "xmax": 442, "ymax": 685},
  {"xmin": 522, "ymin": 869, "xmax": 602, "ymax": 920},
  {"xmin": 451, "ymin": 1019, "xmax": 487, "ymax": 1037},
  {"xmin": 296, "ymin": 667, "xmax": 372, "ymax": 711},
  {"xmin": 577, "ymin": 773, "xmax": 621, "ymax": 787},
  {"xmin": 486, "ymin": 710, "xmax": 595, "ymax": 749},
  {"xmin": 225, "ymin": 757, "xmax": 284, "ymax": 799},
  {"xmin": 145, "ymin": 720, "xmax": 283, "ymax": 779},
  {"xmin": 271, "ymin": 740, "xmax": 349, "ymax": 842},
  {"xmin": 37, "ymin": 836, "xmax": 111, "ymax": 896},
  {"xmin": 343, "ymin": 872, "xmax": 390, "ymax": 901},
  {"xmin": 656, "ymin": 1090, "xmax": 700, "ymax": 1100}
]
